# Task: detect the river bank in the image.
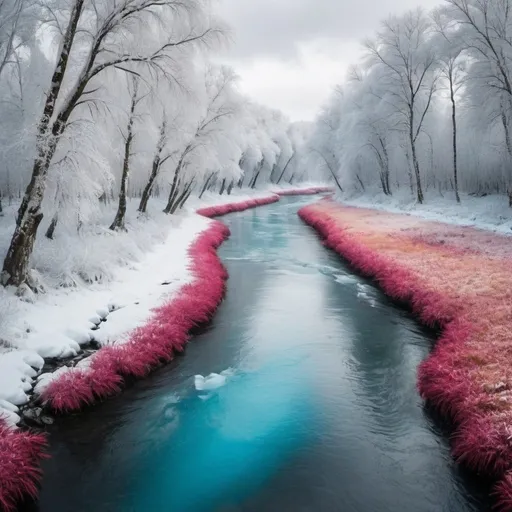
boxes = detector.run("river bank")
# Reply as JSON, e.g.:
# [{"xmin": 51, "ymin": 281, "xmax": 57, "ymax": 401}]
[
  {"xmin": 299, "ymin": 200, "xmax": 512, "ymax": 510},
  {"xmin": 20, "ymin": 196, "xmax": 489, "ymax": 512},
  {"xmin": 0, "ymin": 187, "xmax": 330, "ymax": 511}
]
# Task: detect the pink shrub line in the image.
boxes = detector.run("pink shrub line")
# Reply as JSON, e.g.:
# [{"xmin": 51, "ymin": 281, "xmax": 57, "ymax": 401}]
[
  {"xmin": 2, "ymin": 195, "xmax": 289, "ymax": 511},
  {"xmin": 297, "ymin": 202, "xmax": 512, "ymax": 511},
  {"xmin": 275, "ymin": 186, "xmax": 333, "ymax": 196},
  {"xmin": 0, "ymin": 423, "xmax": 48, "ymax": 512},
  {"xmin": 41, "ymin": 219, "xmax": 231, "ymax": 412},
  {"xmin": 196, "ymin": 195, "xmax": 280, "ymax": 218}
]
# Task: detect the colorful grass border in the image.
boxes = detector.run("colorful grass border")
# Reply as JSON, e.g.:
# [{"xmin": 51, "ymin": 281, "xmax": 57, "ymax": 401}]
[
  {"xmin": 1, "ymin": 190, "xmax": 335, "ymax": 511},
  {"xmin": 0, "ymin": 425, "xmax": 47, "ymax": 512},
  {"xmin": 297, "ymin": 202, "xmax": 512, "ymax": 511},
  {"xmin": 40, "ymin": 219, "xmax": 231, "ymax": 412},
  {"xmin": 0, "ymin": 193, "xmax": 286, "ymax": 511},
  {"xmin": 196, "ymin": 195, "xmax": 279, "ymax": 217}
]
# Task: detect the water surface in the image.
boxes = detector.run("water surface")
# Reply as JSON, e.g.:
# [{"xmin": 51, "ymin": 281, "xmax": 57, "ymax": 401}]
[{"xmin": 28, "ymin": 198, "xmax": 491, "ymax": 512}]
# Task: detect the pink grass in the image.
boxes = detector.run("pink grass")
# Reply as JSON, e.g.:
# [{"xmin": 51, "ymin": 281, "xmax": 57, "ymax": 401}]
[
  {"xmin": 41, "ymin": 196, "xmax": 290, "ymax": 412},
  {"xmin": 298, "ymin": 201, "xmax": 512, "ymax": 511},
  {"xmin": 41, "ymin": 218, "xmax": 231, "ymax": 412},
  {"xmin": 196, "ymin": 195, "xmax": 280, "ymax": 218},
  {"xmin": 0, "ymin": 422, "xmax": 48, "ymax": 512}
]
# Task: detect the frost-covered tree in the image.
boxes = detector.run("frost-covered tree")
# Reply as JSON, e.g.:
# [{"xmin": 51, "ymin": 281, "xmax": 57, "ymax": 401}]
[
  {"xmin": 1, "ymin": 0, "xmax": 224, "ymax": 288},
  {"xmin": 364, "ymin": 9, "xmax": 439, "ymax": 203},
  {"xmin": 163, "ymin": 65, "xmax": 243, "ymax": 214}
]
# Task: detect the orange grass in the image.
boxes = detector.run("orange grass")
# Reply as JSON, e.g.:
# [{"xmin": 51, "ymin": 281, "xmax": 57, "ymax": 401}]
[{"xmin": 298, "ymin": 201, "xmax": 512, "ymax": 511}]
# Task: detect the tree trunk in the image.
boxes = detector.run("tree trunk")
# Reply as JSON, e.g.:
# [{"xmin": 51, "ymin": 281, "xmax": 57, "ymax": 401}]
[
  {"xmin": 1, "ymin": 140, "xmax": 58, "ymax": 286},
  {"xmin": 219, "ymin": 178, "xmax": 226, "ymax": 195},
  {"xmin": 110, "ymin": 84, "xmax": 137, "ymax": 231},
  {"xmin": 199, "ymin": 173, "xmax": 214, "ymax": 199},
  {"xmin": 379, "ymin": 138, "xmax": 391, "ymax": 195},
  {"xmin": 227, "ymin": 181, "xmax": 234, "ymax": 195},
  {"xmin": 164, "ymin": 157, "xmax": 186, "ymax": 214},
  {"xmin": 45, "ymin": 213, "xmax": 58, "ymax": 240},
  {"xmin": 138, "ymin": 158, "xmax": 160, "ymax": 214},
  {"xmin": 172, "ymin": 181, "xmax": 194, "ymax": 213},
  {"xmin": 276, "ymin": 155, "xmax": 294, "ymax": 184},
  {"xmin": 178, "ymin": 188, "xmax": 193, "ymax": 210},
  {"xmin": 251, "ymin": 171, "xmax": 261, "ymax": 189},
  {"xmin": 323, "ymin": 163, "xmax": 343, "ymax": 193},
  {"xmin": 248, "ymin": 160, "xmax": 264, "ymax": 189},
  {"xmin": 411, "ymin": 142, "xmax": 424, "ymax": 203},
  {"xmin": 1, "ymin": 0, "xmax": 85, "ymax": 287},
  {"xmin": 450, "ymin": 77, "xmax": 460, "ymax": 203},
  {"xmin": 409, "ymin": 109, "xmax": 424, "ymax": 204},
  {"xmin": 139, "ymin": 119, "xmax": 167, "ymax": 213},
  {"xmin": 208, "ymin": 175, "xmax": 218, "ymax": 192},
  {"xmin": 269, "ymin": 164, "xmax": 278, "ymax": 183}
]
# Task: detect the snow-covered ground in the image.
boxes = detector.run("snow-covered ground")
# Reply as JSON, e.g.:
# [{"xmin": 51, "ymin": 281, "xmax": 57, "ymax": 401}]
[
  {"xmin": 339, "ymin": 189, "xmax": 512, "ymax": 235},
  {"xmin": 0, "ymin": 189, "xmax": 284, "ymax": 426}
]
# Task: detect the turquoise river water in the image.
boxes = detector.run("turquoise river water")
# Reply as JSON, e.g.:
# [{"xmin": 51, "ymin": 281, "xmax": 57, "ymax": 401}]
[{"xmin": 25, "ymin": 197, "xmax": 491, "ymax": 512}]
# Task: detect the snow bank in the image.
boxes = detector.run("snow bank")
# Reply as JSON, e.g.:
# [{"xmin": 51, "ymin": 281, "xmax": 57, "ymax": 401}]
[
  {"xmin": 340, "ymin": 189, "xmax": 512, "ymax": 235},
  {"xmin": 0, "ymin": 351, "xmax": 44, "ymax": 407},
  {"xmin": 39, "ymin": 218, "xmax": 230, "ymax": 411},
  {"xmin": 298, "ymin": 201, "xmax": 512, "ymax": 511},
  {"xmin": 273, "ymin": 185, "xmax": 333, "ymax": 196}
]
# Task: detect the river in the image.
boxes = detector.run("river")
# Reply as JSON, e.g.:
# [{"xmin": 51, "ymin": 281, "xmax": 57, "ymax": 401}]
[{"xmin": 24, "ymin": 197, "xmax": 491, "ymax": 512}]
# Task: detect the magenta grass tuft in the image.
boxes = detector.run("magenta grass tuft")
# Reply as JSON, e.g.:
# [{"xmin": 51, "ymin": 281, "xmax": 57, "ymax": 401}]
[
  {"xmin": 196, "ymin": 195, "xmax": 280, "ymax": 217},
  {"xmin": 41, "ymin": 218, "xmax": 231, "ymax": 413},
  {"xmin": 298, "ymin": 201, "xmax": 512, "ymax": 511},
  {"xmin": 0, "ymin": 423, "xmax": 48, "ymax": 512}
]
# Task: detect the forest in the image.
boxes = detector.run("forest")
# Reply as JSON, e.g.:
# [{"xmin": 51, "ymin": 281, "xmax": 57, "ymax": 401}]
[
  {"xmin": 3, "ymin": 0, "xmax": 512, "ymax": 293},
  {"xmin": 308, "ymin": 0, "xmax": 512, "ymax": 206},
  {"xmin": 0, "ymin": 0, "xmax": 313, "ymax": 293}
]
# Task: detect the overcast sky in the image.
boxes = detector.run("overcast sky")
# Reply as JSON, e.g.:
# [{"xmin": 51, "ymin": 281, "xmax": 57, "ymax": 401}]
[{"xmin": 217, "ymin": 0, "xmax": 442, "ymax": 122}]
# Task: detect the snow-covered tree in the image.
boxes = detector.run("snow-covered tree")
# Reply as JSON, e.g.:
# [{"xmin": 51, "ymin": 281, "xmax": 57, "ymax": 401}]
[{"xmin": 2, "ymin": 0, "xmax": 224, "ymax": 287}]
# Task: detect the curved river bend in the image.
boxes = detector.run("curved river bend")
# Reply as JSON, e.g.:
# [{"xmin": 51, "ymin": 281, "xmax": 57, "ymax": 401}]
[{"xmin": 26, "ymin": 198, "xmax": 490, "ymax": 512}]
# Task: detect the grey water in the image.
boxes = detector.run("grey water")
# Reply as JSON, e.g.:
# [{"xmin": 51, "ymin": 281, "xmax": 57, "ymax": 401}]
[{"xmin": 26, "ymin": 197, "xmax": 491, "ymax": 512}]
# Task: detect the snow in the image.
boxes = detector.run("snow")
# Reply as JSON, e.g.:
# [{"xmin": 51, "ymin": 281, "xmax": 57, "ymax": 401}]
[
  {"xmin": 0, "ymin": 351, "xmax": 44, "ymax": 407},
  {"xmin": 339, "ymin": 189, "xmax": 512, "ymax": 235},
  {"xmin": 195, "ymin": 368, "xmax": 234, "ymax": 391},
  {"xmin": 0, "ymin": 189, "xmax": 282, "ymax": 423}
]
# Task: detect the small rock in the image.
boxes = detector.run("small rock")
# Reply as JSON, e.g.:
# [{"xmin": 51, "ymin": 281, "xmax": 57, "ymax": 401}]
[
  {"xmin": 40, "ymin": 415, "xmax": 54, "ymax": 425},
  {"xmin": 22, "ymin": 407, "xmax": 43, "ymax": 425}
]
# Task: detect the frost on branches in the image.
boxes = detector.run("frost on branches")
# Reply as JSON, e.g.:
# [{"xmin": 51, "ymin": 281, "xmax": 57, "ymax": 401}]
[
  {"xmin": 306, "ymin": 1, "xmax": 512, "ymax": 211},
  {"xmin": 0, "ymin": 0, "xmax": 321, "ymax": 292}
]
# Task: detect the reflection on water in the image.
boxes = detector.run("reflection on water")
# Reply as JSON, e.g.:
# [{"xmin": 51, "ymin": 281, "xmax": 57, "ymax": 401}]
[{"xmin": 27, "ymin": 198, "xmax": 491, "ymax": 512}]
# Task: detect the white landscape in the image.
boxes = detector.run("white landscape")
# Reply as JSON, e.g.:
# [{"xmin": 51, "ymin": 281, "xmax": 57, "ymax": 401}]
[{"xmin": 3, "ymin": 0, "xmax": 512, "ymax": 509}]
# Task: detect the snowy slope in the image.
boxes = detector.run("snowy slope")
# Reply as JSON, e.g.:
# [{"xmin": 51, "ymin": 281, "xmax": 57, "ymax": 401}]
[{"xmin": 339, "ymin": 189, "xmax": 512, "ymax": 235}]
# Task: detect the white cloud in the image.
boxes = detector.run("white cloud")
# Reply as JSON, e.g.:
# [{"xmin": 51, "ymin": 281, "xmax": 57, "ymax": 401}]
[
  {"xmin": 217, "ymin": 0, "xmax": 443, "ymax": 120},
  {"xmin": 227, "ymin": 39, "xmax": 361, "ymax": 121}
]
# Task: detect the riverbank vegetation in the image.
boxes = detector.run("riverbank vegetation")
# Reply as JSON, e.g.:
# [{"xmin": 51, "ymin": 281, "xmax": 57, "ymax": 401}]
[
  {"xmin": 299, "ymin": 201, "xmax": 512, "ymax": 510},
  {"xmin": 307, "ymin": 0, "xmax": 512, "ymax": 207}
]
